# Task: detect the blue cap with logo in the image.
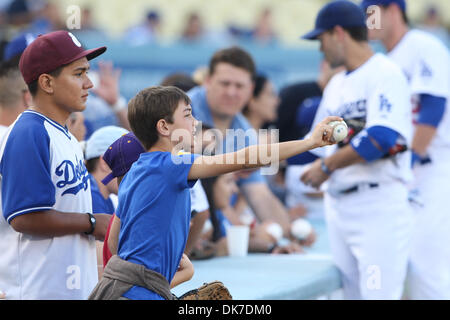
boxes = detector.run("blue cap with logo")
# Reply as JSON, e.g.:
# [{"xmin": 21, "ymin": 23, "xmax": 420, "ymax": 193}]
[
  {"xmin": 360, "ymin": 0, "xmax": 406, "ymax": 12},
  {"xmin": 302, "ymin": 0, "xmax": 367, "ymax": 40}
]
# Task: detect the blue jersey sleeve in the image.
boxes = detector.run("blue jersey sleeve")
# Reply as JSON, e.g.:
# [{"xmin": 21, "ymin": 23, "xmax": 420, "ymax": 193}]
[
  {"xmin": 1, "ymin": 121, "xmax": 55, "ymax": 224},
  {"xmin": 351, "ymin": 126, "xmax": 399, "ymax": 162},
  {"xmin": 287, "ymin": 151, "xmax": 319, "ymax": 165},
  {"xmin": 169, "ymin": 153, "xmax": 200, "ymax": 189},
  {"xmin": 417, "ymin": 94, "xmax": 446, "ymax": 128}
]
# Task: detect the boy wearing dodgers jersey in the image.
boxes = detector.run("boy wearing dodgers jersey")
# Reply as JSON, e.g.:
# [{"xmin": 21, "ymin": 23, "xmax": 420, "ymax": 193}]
[
  {"xmin": 89, "ymin": 85, "xmax": 340, "ymax": 300},
  {"xmin": 362, "ymin": 0, "xmax": 450, "ymax": 299},
  {"xmin": 300, "ymin": 1, "xmax": 414, "ymax": 299},
  {"xmin": 0, "ymin": 31, "xmax": 111, "ymax": 299}
]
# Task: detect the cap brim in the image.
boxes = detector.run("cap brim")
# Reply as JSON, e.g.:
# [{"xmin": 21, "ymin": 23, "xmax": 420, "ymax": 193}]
[
  {"xmin": 101, "ymin": 173, "xmax": 114, "ymax": 186},
  {"xmin": 301, "ymin": 28, "xmax": 326, "ymax": 40},
  {"xmin": 84, "ymin": 46, "xmax": 107, "ymax": 61},
  {"xmin": 62, "ymin": 46, "xmax": 107, "ymax": 68}
]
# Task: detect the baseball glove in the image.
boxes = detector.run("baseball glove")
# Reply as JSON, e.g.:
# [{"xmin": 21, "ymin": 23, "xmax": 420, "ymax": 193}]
[{"xmin": 178, "ymin": 281, "xmax": 232, "ymax": 300}]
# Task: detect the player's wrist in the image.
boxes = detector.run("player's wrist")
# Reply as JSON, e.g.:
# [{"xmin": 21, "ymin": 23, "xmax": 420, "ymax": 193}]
[{"xmin": 320, "ymin": 158, "xmax": 333, "ymax": 176}]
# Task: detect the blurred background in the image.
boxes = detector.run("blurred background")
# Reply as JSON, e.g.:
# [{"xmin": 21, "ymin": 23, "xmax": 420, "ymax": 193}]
[{"xmin": 1, "ymin": 0, "xmax": 449, "ymax": 100}]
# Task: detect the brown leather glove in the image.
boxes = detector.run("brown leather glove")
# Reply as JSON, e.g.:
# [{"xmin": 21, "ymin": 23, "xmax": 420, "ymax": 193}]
[{"xmin": 178, "ymin": 281, "xmax": 232, "ymax": 300}]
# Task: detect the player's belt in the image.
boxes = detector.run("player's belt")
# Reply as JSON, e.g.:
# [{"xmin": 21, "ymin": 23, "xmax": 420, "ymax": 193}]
[{"xmin": 340, "ymin": 183, "xmax": 379, "ymax": 195}]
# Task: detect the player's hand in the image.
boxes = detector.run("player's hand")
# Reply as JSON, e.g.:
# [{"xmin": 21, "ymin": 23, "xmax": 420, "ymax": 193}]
[
  {"xmin": 0, "ymin": 290, "xmax": 5, "ymax": 299},
  {"xmin": 308, "ymin": 116, "xmax": 343, "ymax": 148},
  {"xmin": 300, "ymin": 158, "xmax": 329, "ymax": 189},
  {"xmin": 92, "ymin": 213, "xmax": 112, "ymax": 241}
]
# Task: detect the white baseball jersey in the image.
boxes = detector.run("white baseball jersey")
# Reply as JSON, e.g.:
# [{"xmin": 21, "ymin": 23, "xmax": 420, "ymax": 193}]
[
  {"xmin": 0, "ymin": 110, "xmax": 97, "ymax": 300},
  {"xmin": 310, "ymin": 53, "xmax": 413, "ymax": 193},
  {"xmin": 387, "ymin": 29, "xmax": 450, "ymax": 299},
  {"xmin": 388, "ymin": 29, "xmax": 450, "ymax": 160}
]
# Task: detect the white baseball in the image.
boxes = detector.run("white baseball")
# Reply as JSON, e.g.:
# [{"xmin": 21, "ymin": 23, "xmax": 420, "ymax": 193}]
[
  {"xmin": 291, "ymin": 218, "xmax": 313, "ymax": 240},
  {"xmin": 265, "ymin": 222, "xmax": 283, "ymax": 242},
  {"xmin": 328, "ymin": 120, "xmax": 348, "ymax": 143}
]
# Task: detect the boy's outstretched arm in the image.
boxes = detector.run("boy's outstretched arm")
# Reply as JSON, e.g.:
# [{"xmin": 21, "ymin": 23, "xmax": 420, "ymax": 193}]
[{"xmin": 188, "ymin": 116, "xmax": 342, "ymax": 180}]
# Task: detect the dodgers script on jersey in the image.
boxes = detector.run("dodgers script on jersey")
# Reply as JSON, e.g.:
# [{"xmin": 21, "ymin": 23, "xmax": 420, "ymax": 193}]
[
  {"xmin": 0, "ymin": 110, "xmax": 97, "ymax": 299},
  {"xmin": 310, "ymin": 53, "xmax": 413, "ymax": 193},
  {"xmin": 388, "ymin": 29, "xmax": 450, "ymax": 159}
]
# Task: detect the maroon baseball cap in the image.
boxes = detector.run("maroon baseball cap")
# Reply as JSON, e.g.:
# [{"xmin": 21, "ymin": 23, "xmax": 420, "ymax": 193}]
[{"xmin": 19, "ymin": 30, "xmax": 106, "ymax": 85}]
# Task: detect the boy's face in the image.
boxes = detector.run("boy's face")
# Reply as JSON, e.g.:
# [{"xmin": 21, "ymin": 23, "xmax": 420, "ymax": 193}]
[
  {"xmin": 169, "ymin": 100, "xmax": 198, "ymax": 152},
  {"xmin": 50, "ymin": 57, "xmax": 93, "ymax": 115}
]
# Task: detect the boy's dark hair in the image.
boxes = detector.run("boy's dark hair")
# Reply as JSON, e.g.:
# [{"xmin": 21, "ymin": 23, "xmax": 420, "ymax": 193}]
[
  {"xmin": 209, "ymin": 46, "xmax": 256, "ymax": 80},
  {"xmin": 27, "ymin": 66, "xmax": 63, "ymax": 96},
  {"xmin": 127, "ymin": 86, "xmax": 191, "ymax": 150}
]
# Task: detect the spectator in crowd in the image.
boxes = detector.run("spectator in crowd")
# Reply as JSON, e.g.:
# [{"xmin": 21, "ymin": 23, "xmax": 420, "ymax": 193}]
[
  {"xmin": 0, "ymin": 30, "xmax": 111, "ymax": 299},
  {"xmin": 179, "ymin": 12, "xmax": 232, "ymax": 46},
  {"xmin": 124, "ymin": 10, "xmax": 161, "ymax": 46},
  {"xmin": 85, "ymin": 126, "xmax": 128, "ymax": 216},
  {"xmin": 83, "ymin": 60, "xmax": 130, "ymax": 138},
  {"xmin": 252, "ymin": 8, "xmax": 278, "ymax": 45},
  {"xmin": 418, "ymin": 5, "xmax": 449, "ymax": 44},
  {"xmin": 160, "ymin": 72, "xmax": 198, "ymax": 93},
  {"xmin": 67, "ymin": 111, "xmax": 87, "ymax": 142},
  {"xmin": 187, "ymin": 46, "xmax": 310, "ymax": 241},
  {"xmin": 0, "ymin": 60, "xmax": 30, "ymax": 138},
  {"xmin": 2, "ymin": 31, "xmax": 35, "ymax": 64},
  {"xmin": 159, "ymin": 72, "xmax": 210, "ymax": 259},
  {"xmin": 26, "ymin": 0, "xmax": 65, "ymax": 35},
  {"xmin": 227, "ymin": 8, "xmax": 278, "ymax": 46}
]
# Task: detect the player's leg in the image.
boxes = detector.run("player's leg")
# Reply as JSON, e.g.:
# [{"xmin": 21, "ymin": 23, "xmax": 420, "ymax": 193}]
[
  {"xmin": 328, "ymin": 183, "xmax": 413, "ymax": 300},
  {"xmin": 406, "ymin": 163, "xmax": 450, "ymax": 299},
  {"xmin": 324, "ymin": 195, "xmax": 361, "ymax": 299}
]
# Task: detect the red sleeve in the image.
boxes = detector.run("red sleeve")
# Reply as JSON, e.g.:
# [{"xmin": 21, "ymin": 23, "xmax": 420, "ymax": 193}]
[{"xmin": 102, "ymin": 214, "xmax": 115, "ymax": 268}]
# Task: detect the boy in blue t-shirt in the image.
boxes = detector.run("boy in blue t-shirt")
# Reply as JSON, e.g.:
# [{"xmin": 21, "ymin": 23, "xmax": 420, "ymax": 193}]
[{"xmin": 90, "ymin": 85, "xmax": 340, "ymax": 300}]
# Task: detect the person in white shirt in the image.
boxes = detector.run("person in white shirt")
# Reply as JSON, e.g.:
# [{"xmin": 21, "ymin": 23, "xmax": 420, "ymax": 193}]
[
  {"xmin": 300, "ymin": 0, "xmax": 414, "ymax": 299},
  {"xmin": 0, "ymin": 61, "xmax": 31, "ymax": 140},
  {"xmin": 0, "ymin": 31, "xmax": 111, "ymax": 299},
  {"xmin": 362, "ymin": 0, "xmax": 450, "ymax": 299}
]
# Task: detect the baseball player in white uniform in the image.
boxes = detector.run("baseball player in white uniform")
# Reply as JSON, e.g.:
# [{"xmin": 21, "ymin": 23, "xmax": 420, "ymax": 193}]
[
  {"xmin": 362, "ymin": 0, "xmax": 450, "ymax": 299},
  {"xmin": 300, "ymin": 1, "xmax": 414, "ymax": 299},
  {"xmin": 0, "ymin": 31, "xmax": 109, "ymax": 299}
]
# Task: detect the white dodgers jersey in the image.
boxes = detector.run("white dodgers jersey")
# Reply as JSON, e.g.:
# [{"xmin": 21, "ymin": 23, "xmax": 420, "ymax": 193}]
[
  {"xmin": 388, "ymin": 29, "xmax": 450, "ymax": 160},
  {"xmin": 0, "ymin": 110, "xmax": 97, "ymax": 299},
  {"xmin": 310, "ymin": 53, "xmax": 413, "ymax": 192}
]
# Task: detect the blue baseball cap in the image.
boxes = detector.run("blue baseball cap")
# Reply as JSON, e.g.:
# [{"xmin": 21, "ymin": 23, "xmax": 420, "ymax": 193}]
[
  {"xmin": 361, "ymin": 0, "xmax": 406, "ymax": 12},
  {"xmin": 3, "ymin": 33, "xmax": 36, "ymax": 61},
  {"xmin": 302, "ymin": 0, "xmax": 367, "ymax": 40}
]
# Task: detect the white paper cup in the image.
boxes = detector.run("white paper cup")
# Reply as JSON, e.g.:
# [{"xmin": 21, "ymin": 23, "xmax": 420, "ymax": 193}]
[{"xmin": 226, "ymin": 225, "xmax": 250, "ymax": 257}]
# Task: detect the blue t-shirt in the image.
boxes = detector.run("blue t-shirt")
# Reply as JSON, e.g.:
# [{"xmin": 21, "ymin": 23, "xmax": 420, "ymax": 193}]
[
  {"xmin": 89, "ymin": 174, "xmax": 115, "ymax": 214},
  {"xmin": 188, "ymin": 86, "xmax": 265, "ymax": 186},
  {"xmin": 116, "ymin": 151, "xmax": 198, "ymax": 300}
]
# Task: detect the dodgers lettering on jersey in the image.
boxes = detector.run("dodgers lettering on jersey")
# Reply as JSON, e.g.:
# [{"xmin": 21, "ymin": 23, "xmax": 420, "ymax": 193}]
[
  {"xmin": 309, "ymin": 53, "xmax": 413, "ymax": 193},
  {"xmin": 388, "ymin": 29, "xmax": 450, "ymax": 159},
  {"xmin": 0, "ymin": 110, "xmax": 97, "ymax": 300}
]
